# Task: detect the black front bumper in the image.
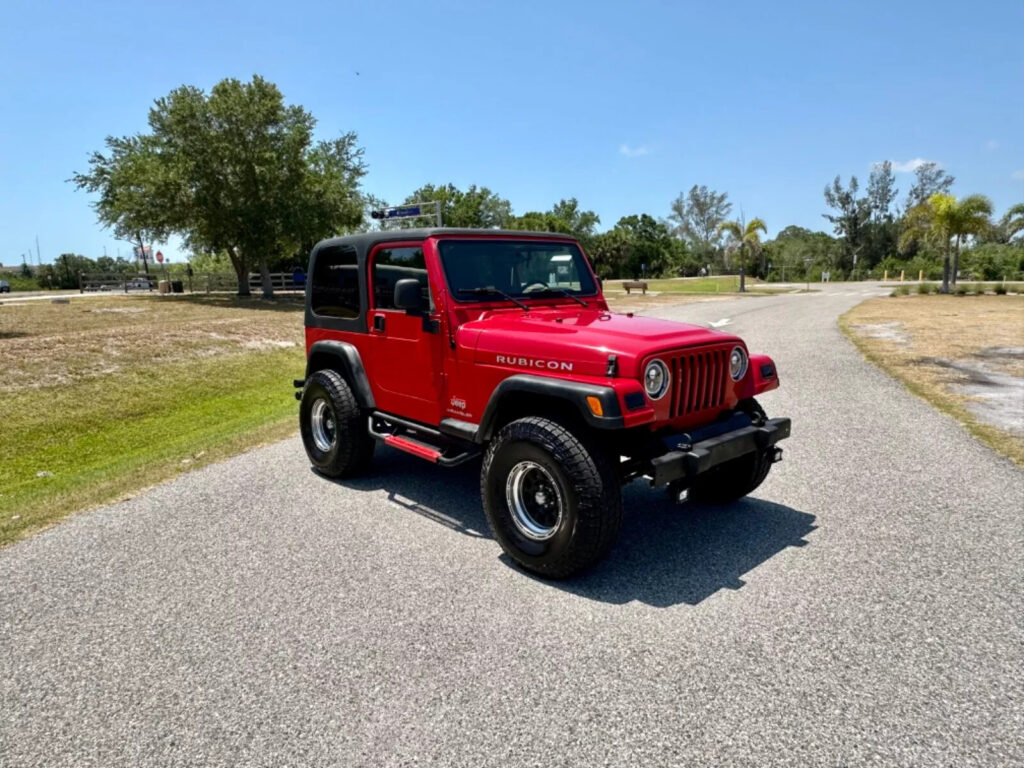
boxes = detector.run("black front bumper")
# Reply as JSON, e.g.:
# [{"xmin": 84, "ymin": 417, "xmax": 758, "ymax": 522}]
[{"xmin": 649, "ymin": 417, "xmax": 791, "ymax": 487}]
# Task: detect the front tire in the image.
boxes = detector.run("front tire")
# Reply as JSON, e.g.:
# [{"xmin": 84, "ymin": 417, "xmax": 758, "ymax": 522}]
[
  {"xmin": 689, "ymin": 398, "xmax": 774, "ymax": 504},
  {"xmin": 481, "ymin": 417, "xmax": 622, "ymax": 578},
  {"xmin": 299, "ymin": 369, "xmax": 374, "ymax": 478}
]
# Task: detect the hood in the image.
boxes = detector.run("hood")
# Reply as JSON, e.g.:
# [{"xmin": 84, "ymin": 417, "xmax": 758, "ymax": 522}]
[{"xmin": 461, "ymin": 306, "xmax": 741, "ymax": 378}]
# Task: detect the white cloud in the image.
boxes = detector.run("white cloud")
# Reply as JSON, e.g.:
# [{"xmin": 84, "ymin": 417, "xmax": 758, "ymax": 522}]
[
  {"xmin": 986, "ymin": 139, "xmax": 998, "ymax": 150},
  {"xmin": 889, "ymin": 158, "xmax": 937, "ymax": 173},
  {"xmin": 1012, "ymin": 170, "xmax": 1024, "ymax": 180},
  {"xmin": 619, "ymin": 144, "xmax": 650, "ymax": 158}
]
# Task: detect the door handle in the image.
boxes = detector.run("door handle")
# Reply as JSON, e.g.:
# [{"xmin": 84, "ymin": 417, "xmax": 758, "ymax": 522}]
[{"xmin": 373, "ymin": 314, "xmax": 386, "ymax": 332}]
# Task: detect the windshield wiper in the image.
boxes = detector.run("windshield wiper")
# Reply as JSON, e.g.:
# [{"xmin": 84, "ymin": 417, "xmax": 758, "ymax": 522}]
[
  {"xmin": 457, "ymin": 286, "xmax": 530, "ymax": 312},
  {"xmin": 532, "ymin": 286, "xmax": 588, "ymax": 307}
]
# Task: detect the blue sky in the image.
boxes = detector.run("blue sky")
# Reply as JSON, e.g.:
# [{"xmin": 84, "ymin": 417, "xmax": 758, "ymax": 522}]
[{"xmin": 1, "ymin": 0, "xmax": 1021, "ymax": 265}]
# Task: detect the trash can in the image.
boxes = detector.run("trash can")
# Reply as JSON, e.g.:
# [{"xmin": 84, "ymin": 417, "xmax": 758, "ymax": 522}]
[
  {"xmin": 171, "ymin": 280, "xmax": 184, "ymax": 294},
  {"xmin": 158, "ymin": 280, "xmax": 171, "ymax": 294}
]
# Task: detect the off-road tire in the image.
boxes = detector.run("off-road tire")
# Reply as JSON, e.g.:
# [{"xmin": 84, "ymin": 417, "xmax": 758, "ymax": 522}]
[
  {"xmin": 299, "ymin": 369, "xmax": 374, "ymax": 478},
  {"xmin": 481, "ymin": 416, "xmax": 622, "ymax": 578},
  {"xmin": 689, "ymin": 398, "xmax": 773, "ymax": 504}
]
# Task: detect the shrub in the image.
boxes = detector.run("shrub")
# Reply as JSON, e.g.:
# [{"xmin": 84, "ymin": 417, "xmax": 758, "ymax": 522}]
[
  {"xmin": 891, "ymin": 285, "xmax": 911, "ymax": 296},
  {"xmin": 994, "ymin": 284, "xmax": 1008, "ymax": 295},
  {"xmin": 954, "ymin": 284, "xmax": 969, "ymax": 296},
  {"xmin": 970, "ymin": 283, "xmax": 986, "ymax": 295},
  {"xmin": 917, "ymin": 282, "xmax": 935, "ymax": 295}
]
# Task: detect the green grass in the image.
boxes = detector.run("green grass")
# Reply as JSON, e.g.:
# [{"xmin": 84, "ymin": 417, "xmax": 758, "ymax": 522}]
[
  {"xmin": 0, "ymin": 346, "xmax": 303, "ymax": 546},
  {"xmin": 0, "ymin": 273, "xmax": 46, "ymax": 291},
  {"xmin": 609, "ymin": 276, "xmax": 741, "ymax": 293},
  {"xmin": 611, "ymin": 276, "xmax": 806, "ymax": 294}
]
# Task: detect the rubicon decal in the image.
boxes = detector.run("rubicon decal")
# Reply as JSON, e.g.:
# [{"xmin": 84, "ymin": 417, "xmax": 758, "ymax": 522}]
[{"xmin": 495, "ymin": 355, "xmax": 574, "ymax": 372}]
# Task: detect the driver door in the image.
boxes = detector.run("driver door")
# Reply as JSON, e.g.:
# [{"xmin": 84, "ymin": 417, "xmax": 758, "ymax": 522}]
[{"xmin": 366, "ymin": 243, "xmax": 444, "ymax": 423}]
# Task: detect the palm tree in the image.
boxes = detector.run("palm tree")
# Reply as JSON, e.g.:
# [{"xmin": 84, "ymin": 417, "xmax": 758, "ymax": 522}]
[
  {"xmin": 1001, "ymin": 203, "xmax": 1024, "ymax": 241},
  {"xmin": 718, "ymin": 218, "xmax": 767, "ymax": 292},
  {"xmin": 900, "ymin": 193, "xmax": 993, "ymax": 294}
]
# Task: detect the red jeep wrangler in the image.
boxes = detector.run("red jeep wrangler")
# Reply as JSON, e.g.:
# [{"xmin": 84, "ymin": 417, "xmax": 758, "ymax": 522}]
[{"xmin": 295, "ymin": 229, "xmax": 789, "ymax": 577}]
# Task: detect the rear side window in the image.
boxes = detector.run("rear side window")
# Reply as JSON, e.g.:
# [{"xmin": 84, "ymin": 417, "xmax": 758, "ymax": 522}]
[
  {"xmin": 311, "ymin": 245, "xmax": 359, "ymax": 318},
  {"xmin": 371, "ymin": 246, "xmax": 433, "ymax": 310}
]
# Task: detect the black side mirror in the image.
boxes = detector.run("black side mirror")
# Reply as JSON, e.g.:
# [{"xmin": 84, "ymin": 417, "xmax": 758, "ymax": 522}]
[{"xmin": 394, "ymin": 278, "xmax": 424, "ymax": 312}]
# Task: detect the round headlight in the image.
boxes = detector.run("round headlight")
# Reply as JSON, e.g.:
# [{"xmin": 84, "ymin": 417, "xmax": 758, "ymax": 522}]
[
  {"xmin": 644, "ymin": 359, "xmax": 670, "ymax": 400},
  {"xmin": 729, "ymin": 346, "xmax": 748, "ymax": 381}
]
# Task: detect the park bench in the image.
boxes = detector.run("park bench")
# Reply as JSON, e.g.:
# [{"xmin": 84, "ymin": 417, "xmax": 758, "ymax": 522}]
[{"xmin": 621, "ymin": 280, "xmax": 648, "ymax": 295}]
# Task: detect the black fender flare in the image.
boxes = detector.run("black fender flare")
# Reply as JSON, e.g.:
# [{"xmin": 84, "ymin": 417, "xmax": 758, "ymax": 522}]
[
  {"xmin": 305, "ymin": 340, "xmax": 375, "ymax": 410},
  {"xmin": 476, "ymin": 374, "xmax": 623, "ymax": 442}
]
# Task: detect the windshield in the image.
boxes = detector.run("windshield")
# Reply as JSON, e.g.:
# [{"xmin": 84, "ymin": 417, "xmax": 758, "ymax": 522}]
[{"xmin": 438, "ymin": 239, "xmax": 598, "ymax": 302}]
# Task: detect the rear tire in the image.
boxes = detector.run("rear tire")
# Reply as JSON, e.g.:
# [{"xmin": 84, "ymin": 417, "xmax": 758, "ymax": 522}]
[
  {"xmin": 299, "ymin": 369, "xmax": 374, "ymax": 478},
  {"xmin": 481, "ymin": 417, "xmax": 622, "ymax": 578}
]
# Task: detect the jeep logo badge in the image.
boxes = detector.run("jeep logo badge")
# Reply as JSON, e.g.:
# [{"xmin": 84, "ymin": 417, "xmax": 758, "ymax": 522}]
[{"xmin": 495, "ymin": 355, "xmax": 574, "ymax": 372}]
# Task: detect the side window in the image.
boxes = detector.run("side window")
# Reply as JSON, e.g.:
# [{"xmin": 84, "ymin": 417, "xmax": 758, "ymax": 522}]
[
  {"xmin": 311, "ymin": 245, "xmax": 359, "ymax": 318},
  {"xmin": 372, "ymin": 246, "xmax": 433, "ymax": 311}
]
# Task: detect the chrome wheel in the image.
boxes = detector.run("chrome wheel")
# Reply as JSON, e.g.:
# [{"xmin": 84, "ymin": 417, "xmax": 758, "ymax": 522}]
[
  {"xmin": 505, "ymin": 461, "xmax": 564, "ymax": 541},
  {"xmin": 310, "ymin": 398, "xmax": 336, "ymax": 453}
]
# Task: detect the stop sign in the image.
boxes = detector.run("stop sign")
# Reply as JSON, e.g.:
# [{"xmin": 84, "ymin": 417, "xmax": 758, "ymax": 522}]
[{"xmin": 156, "ymin": 251, "xmax": 164, "ymax": 263}]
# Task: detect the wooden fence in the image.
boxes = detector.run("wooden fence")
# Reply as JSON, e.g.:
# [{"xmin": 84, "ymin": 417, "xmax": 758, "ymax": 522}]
[{"xmin": 79, "ymin": 272, "xmax": 306, "ymax": 294}]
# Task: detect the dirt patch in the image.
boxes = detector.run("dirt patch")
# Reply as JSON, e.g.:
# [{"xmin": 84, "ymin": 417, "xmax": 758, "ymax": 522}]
[
  {"xmin": 849, "ymin": 322, "xmax": 910, "ymax": 345},
  {"xmin": 842, "ymin": 295, "xmax": 1024, "ymax": 465},
  {"xmin": 922, "ymin": 357, "xmax": 1024, "ymax": 435}
]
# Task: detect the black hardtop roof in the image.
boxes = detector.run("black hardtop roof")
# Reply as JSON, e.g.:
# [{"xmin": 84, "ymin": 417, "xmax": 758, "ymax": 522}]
[{"xmin": 314, "ymin": 228, "xmax": 579, "ymax": 252}]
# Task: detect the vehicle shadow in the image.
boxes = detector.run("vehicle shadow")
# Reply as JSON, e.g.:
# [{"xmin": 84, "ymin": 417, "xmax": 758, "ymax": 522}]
[
  {"xmin": 328, "ymin": 448, "xmax": 817, "ymax": 608},
  {"xmin": 174, "ymin": 294, "xmax": 305, "ymax": 313},
  {"xmin": 547, "ymin": 482, "xmax": 817, "ymax": 607}
]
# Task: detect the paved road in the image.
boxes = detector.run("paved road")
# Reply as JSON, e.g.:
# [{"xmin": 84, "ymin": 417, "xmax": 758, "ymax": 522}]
[{"xmin": 2, "ymin": 284, "xmax": 1021, "ymax": 767}]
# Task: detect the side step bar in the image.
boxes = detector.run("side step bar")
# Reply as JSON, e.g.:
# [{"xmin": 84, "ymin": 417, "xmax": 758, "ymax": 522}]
[{"xmin": 368, "ymin": 414, "xmax": 479, "ymax": 467}]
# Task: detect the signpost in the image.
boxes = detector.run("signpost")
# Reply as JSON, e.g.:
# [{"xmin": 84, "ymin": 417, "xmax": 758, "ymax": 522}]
[{"xmin": 370, "ymin": 201, "xmax": 442, "ymax": 228}]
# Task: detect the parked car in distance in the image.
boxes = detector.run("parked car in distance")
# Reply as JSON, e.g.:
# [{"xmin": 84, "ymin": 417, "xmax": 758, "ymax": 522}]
[
  {"xmin": 126, "ymin": 278, "xmax": 153, "ymax": 290},
  {"xmin": 0, "ymin": 280, "xmax": 9, "ymax": 293}
]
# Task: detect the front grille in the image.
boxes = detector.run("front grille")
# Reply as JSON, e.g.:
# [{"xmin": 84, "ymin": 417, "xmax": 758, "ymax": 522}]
[{"xmin": 666, "ymin": 346, "xmax": 730, "ymax": 419}]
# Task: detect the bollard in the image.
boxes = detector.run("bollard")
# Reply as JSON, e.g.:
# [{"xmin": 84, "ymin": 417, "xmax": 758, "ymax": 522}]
[
  {"xmin": 883, "ymin": 270, "xmax": 888, "ymax": 281},
  {"xmin": 900, "ymin": 270, "xmax": 905, "ymax": 282},
  {"xmin": 919, "ymin": 270, "xmax": 924, "ymax": 282}
]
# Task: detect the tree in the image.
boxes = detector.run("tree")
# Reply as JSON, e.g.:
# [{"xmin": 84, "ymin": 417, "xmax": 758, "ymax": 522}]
[
  {"xmin": 901, "ymin": 193, "xmax": 993, "ymax": 293},
  {"xmin": 550, "ymin": 198, "xmax": 600, "ymax": 238},
  {"xmin": 999, "ymin": 203, "xmax": 1024, "ymax": 242},
  {"xmin": 70, "ymin": 135, "xmax": 172, "ymax": 278},
  {"xmin": 667, "ymin": 185, "xmax": 731, "ymax": 269},
  {"xmin": 717, "ymin": 218, "xmax": 767, "ymax": 292},
  {"xmin": 507, "ymin": 211, "xmax": 573, "ymax": 234},
  {"xmin": 823, "ymin": 175, "xmax": 871, "ymax": 274},
  {"xmin": 613, "ymin": 214, "xmax": 676, "ymax": 277},
  {"xmin": 764, "ymin": 226, "xmax": 840, "ymax": 282},
  {"xmin": 73, "ymin": 76, "xmax": 367, "ymax": 297},
  {"xmin": 37, "ymin": 254, "xmax": 97, "ymax": 289},
  {"xmin": 507, "ymin": 198, "xmax": 600, "ymax": 241},
  {"xmin": 868, "ymin": 162, "xmax": 899, "ymax": 221},
  {"xmin": 905, "ymin": 162, "xmax": 954, "ymax": 210},
  {"xmin": 402, "ymin": 183, "xmax": 511, "ymax": 229}
]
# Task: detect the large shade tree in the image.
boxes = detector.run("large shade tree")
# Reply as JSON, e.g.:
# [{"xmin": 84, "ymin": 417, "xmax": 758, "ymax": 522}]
[
  {"xmin": 901, "ymin": 193, "xmax": 993, "ymax": 293},
  {"xmin": 73, "ymin": 75, "xmax": 367, "ymax": 297},
  {"xmin": 718, "ymin": 218, "xmax": 767, "ymax": 292}
]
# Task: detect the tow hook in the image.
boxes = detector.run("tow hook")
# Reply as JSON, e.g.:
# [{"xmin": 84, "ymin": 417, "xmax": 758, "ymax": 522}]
[
  {"xmin": 771, "ymin": 447, "xmax": 784, "ymax": 463},
  {"xmin": 667, "ymin": 480, "xmax": 689, "ymax": 504}
]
